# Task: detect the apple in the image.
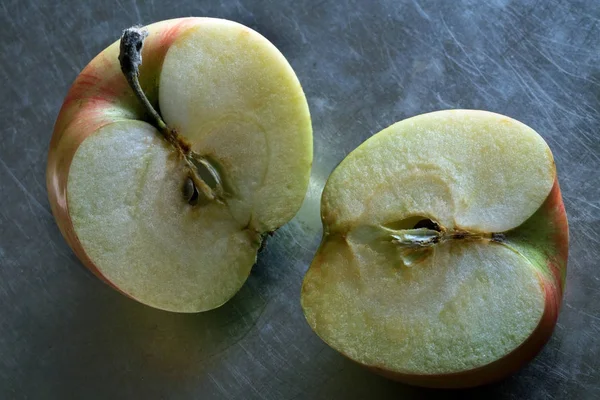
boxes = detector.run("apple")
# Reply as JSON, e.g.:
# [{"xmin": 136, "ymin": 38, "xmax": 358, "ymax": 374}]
[
  {"xmin": 47, "ymin": 17, "xmax": 312, "ymax": 312},
  {"xmin": 301, "ymin": 110, "xmax": 568, "ymax": 388}
]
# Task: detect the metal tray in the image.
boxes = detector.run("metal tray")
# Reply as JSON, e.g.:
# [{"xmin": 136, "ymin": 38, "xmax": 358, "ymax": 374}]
[{"xmin": 1, "ymin": 0, "xmax": 599, "ymax": 398}]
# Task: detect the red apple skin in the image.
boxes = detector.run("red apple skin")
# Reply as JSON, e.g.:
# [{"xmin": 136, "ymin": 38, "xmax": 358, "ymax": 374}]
[
  {"xmin": 46, "ymin": 18, "xmax": 202, "ymax": 293},
  {"xmin": 307, "ymin": 178, "xmax": 568, "ymax": 389}
]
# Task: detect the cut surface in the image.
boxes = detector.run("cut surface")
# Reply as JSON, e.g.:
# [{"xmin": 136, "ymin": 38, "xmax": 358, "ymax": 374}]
[
  {"xmin": 302, "ymin": 110, "xmax": 557, "ymax": 376},
  {"xmin": 321, "ymin": 110, "xmax": 555, "ymax": 234},
  {"xmin": 159, "ymin": 20, "xmax": 312, "ymax": 231},
  {"xmin": 302, "ymin": 238, "xmax": 545, "ymax": 374},
  {"xmin": 68, "ymin": 122, "xmax": 257, "ymax": 312}
]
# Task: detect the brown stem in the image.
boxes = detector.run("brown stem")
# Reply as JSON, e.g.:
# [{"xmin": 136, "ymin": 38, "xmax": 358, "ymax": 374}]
[{"xmin": 118, "ymin": 26, "xmax": 222, "ymax": 203}]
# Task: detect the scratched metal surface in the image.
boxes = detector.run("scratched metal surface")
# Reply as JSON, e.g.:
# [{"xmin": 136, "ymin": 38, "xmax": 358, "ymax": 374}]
[{"xmin": 1, "ymin": 0, "xmax": 599, "ymax": 398}]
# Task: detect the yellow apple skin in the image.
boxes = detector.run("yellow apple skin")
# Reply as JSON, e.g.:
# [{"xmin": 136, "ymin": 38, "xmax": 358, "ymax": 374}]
[{"xmin": 316, "ymin": 179, "xmax": 569, "ymax": 388}]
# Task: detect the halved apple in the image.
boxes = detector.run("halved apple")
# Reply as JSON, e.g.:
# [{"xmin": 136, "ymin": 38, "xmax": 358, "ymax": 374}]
[
  {"xmin": 47, "ymin": 18, "xmax": 312, "ymax": 312},
  {"xmin": 301, "ymin": 110, "xmax": 568, "ymax": 388}
]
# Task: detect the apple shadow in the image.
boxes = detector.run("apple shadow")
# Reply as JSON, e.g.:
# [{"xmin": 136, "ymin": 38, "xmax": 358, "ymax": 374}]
[
  {"xmin": 314, "ymin": 352, "xmax": 545, "ymax": 400},
  {"xmin": 20, "ymin": 257, "xmax": 270, "ymax": 396},
  {"xmin": 23, "ymin": 213, "xmax": 321, "ymax": 398}
]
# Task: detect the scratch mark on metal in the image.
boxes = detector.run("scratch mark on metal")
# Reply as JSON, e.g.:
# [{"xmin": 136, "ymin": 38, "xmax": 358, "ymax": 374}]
[
  {"xmin": 0, "ymin": 157, "xmax": 52, "ymax": 217},
  {"xmin": 208, "ymin": 373, "xmax": 233, "ymax": 400},
  {"xmin": 411, "ymin": 0, "xmax": 431, "ymax": 21}
]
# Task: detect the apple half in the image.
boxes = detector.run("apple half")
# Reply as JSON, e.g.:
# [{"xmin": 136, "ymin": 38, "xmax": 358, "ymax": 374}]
[
  {"xmin": 301, "ymin": 110, "xmax": 568, "ymax": 388},
  {"xmin": 47, "ymin": 18, "xmax": 312, "ymax": 312}
]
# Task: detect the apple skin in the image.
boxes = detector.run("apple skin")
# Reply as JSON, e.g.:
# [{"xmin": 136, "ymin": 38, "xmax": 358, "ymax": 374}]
[
  {"xmin": 305, "ymin": 178, "xmax": 569, "ymax": 389},
  {"xmin": 46, "ymin": 18, "xmax": 209, "ymax": 295}
]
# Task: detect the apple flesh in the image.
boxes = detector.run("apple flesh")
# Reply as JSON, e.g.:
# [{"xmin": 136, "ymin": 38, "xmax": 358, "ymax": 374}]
[
  {"xmin": 47, "ymin": 18, "xmax": 312, "ymax": 312},
  {"xmin": 301, "ymin": 110, "xmax": 568, "ymax": 388}
]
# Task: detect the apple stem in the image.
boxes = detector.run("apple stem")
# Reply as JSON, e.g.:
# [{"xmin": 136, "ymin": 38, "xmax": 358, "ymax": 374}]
[
  {"xmin": 119, "ymin": 27, "xmax": 179, "ymax": 147},
  {"xmin": 118, "ymin": 26, "xmax": 223, "ymax": 204}
]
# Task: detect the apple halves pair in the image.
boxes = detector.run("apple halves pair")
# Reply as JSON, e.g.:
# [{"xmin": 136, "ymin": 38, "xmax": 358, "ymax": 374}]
[{"xmin": 46, "ymin": 18, "xmax": 568, "ymax": 389}]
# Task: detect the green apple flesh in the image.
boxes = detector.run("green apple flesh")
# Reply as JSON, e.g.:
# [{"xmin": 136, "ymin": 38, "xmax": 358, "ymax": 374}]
[
  {"xmin": 47, "ymin": 18, "xmax": 312, "ymax": 312},
  {"xmin": 301, "ymin": 110, "xmax": 568, "ymax": 388}
]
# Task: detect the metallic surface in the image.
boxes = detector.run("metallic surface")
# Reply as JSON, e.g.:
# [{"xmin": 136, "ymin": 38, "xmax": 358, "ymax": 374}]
[{"xmin": 1, "ymin": 0, "xmax": 599, "ymax": 398}]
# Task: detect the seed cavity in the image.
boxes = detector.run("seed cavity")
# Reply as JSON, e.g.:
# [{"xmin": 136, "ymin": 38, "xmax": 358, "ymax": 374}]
[{"xmin": 413, "ymin": 218, "xmax": 441, "ymax": 231}]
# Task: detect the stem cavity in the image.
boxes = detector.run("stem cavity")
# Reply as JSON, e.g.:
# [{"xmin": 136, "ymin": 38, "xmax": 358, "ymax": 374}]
[
  {"xmin": 354, "ymin": 218, "xmax": 504, "ymax": 267},
  {"xmin": 387, "ymin": 226, "xmax": 492, "ymax": 248},
  {"xmin": 118, "ymin": 26, "xmax": 224, "ymax": 205},
  {"xmin": 349, "ymin": 217, "xmax": 507, "ymax": 268}
]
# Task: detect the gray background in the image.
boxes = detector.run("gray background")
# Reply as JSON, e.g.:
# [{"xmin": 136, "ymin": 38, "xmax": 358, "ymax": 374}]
[{"xmin": 1, "ymin": 0, "xmax": 599, "ymax": 399}]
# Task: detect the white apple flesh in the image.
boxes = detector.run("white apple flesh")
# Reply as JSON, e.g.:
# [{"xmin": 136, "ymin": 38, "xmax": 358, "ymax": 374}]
[
  {"xmin": 47, "ymin": 18, "xmax": 312, "ymax": 312},
  {"xmin": 301, "ymin": 110, "xmax": 568, "ymax": 388}
]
